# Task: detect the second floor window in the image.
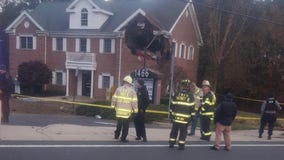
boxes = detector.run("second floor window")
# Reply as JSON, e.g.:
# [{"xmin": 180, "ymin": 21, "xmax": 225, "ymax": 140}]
[
  {"xmin": 104, "ymin": 39, "xmax": 112, "ymax": 53},
  {"xmin": 81, "ymin": 8, "xmax": 88, "ymax": 26},
  {"xmin": 56, "ymin": 37, "xmax": 63, "ymax": 51},
  {"xmin": 80, "ymin": 38, "xmax": 87, "ymax": 52},
  {"xmin": 20, "ymin": 36, "xmax": 33, "ymax": 49}
]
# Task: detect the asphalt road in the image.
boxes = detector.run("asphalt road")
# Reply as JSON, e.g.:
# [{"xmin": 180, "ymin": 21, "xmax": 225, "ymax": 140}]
[{"xmin": 0, "ymin": 141, "xmax": 283, "ymax": 160}]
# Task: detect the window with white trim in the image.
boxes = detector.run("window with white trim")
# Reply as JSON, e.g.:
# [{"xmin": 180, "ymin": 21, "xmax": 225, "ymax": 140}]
[
  {"xmin": 172, "ymin": 41, "xmax": 177, "ymax": 57},
  {"xmin": 20, "ymin": 36, "xmax": 33, "ymax": 49},
  {"xmin": 98, "ymin": 74, "xmax": 114, "ymax": 89},
  {"xmin": 80, "ymin": 38, "xmax": 87, "ymax": 52},
  {"xmin": 52, "ymin": 71, "xmax": 66, "ymax": 86},
  {"xmin": 81, "ymin": 8, "xmax": 88, "ymax": 26},
  {"xmin": 188, "ymin": 45, "xmax": 195, "ymax": 60},
  {"xmin": 179, "ymin": 43, "xmax": 186, "ymax": 59},
  {"xmin": 52, "ymin": 37, "xmax": 67, "ymax": 52},
  {"xmin": 99, "ymin": 39, "xmax": 115, "ymax": 54}
]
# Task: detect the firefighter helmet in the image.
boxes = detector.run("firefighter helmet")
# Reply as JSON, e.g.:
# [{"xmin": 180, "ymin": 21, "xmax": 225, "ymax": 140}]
[
  {"xmin": 123, "ymin": 75, "xmax": 133, "ymax": 84},
  {"xmin": 202, "ymin": 80, "xmax": 211, "ymax": 87},
  {"xmin": 180, "ymin": 79, "xmax": 191, "ymax": 90}
]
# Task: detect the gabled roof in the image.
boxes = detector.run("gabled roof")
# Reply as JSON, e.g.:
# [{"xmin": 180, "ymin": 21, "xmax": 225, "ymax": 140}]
[
  {"xmin": 5, "ymin": 10, "xmax": 45, "ymax": 31},
  {"xmin": 66, "ymin": 0, "xmax": 113, "ymax": 15},
  {"xmin": 5, "ymin": 0, "xmax": 203, "ymax": 45}
]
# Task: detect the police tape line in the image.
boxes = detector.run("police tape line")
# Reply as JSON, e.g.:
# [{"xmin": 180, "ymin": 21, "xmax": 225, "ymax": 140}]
[
  {"xmin": 231, "ymin": 95, "xmax": 284, "ymax": 105},
  {"xmin": 12, "ymin": 94, "xmax": 284, "ymax": 121}
]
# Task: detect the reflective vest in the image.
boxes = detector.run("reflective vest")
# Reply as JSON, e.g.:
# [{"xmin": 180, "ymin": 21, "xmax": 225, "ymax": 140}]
[
  {"xmin": 112, "ymin": 85, "xmax": 138, "ymax": 119},
  {"xmin": 170, "ymin": 90, "xmax": 195, "ymax": 124},
  {"xmin": 200, "ymin": 91, "xmax": 216, "ymax": 117}
]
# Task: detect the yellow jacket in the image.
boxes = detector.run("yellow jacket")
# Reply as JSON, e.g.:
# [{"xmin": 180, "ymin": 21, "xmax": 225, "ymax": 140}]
[{"xmin": 112, "ymin": 84, "xmax": 138, "ymax": 119}]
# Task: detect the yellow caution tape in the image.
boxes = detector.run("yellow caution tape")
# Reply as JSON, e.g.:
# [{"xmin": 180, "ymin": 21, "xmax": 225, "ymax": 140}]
[{"xmin": 12, "ymin": 94, "xmax": 284, "ymax": 121}]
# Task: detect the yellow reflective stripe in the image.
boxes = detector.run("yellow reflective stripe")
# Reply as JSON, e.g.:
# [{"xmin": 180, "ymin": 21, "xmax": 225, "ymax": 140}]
[
  {"xmin": 172, "ymin": 101, "xmax": 195, "ymax": 106},
  {"xmin": 170, "ymin": 138, "xmax": 176, "ymax": 141},
  {"xmin": 113, "ymin": 95, "xmax": 137, "ymax": 102},
  {"xmin": 111, "ymin": 105, "xmax": 115, "ymax": 108},
  {"xmin": 202, "ymin": 100, "xmax": 215, "ymax": 106},
  {"xmin": 191, "ymin": 112, "xmax": 196, "ymax": 116},
  {"xmin": 116, "ymin": 115, "xmax": 129, "ymax": 119},
  {"xmin": 117, "ymin": 108, "xmax": 132, "ymax": 112},
  {"xmin": 201, "ymin": 112, "xmax": 214, "ymax": 116},
  {"xmin": 173, "ymin": 119, "xmax": 188, "ymax": 124},
  {"xmin": 179, "ymin": 141, "xmax": 185, "ymax": 144},
  {"xmin": 202, "ymin": 131, "xmax": 212, "ymax": 136},
  {"xmin": 172, "ymin": 113, "xmax": 191, "ymax": 118}
]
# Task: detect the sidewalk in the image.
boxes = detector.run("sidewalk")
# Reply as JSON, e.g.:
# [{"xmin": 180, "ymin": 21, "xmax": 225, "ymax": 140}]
[{"xmin": 0, "ymin": 113, "xmax": 283, "ymax": 142}]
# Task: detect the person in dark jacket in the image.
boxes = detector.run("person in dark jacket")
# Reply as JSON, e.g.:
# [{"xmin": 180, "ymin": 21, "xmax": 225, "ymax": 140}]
[
  {"xmin": 210, "ymin": 93, "xmax": 237, "ymax": 151},
  {"xmin": 134, "ymin": 80, "xmax": 150, "ymax": 142},
  {"xmin": 0, "ymin": 65, "xmax": 13, "ymax": 123},
  {"xmin": 258, "ymin": 93, "xmax": 282, "ymax": 140}
]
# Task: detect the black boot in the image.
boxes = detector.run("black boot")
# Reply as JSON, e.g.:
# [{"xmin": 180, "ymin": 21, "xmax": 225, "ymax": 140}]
[{"xmin": 178, "ymin": 144, "xmax": 185, "ymax": 150}]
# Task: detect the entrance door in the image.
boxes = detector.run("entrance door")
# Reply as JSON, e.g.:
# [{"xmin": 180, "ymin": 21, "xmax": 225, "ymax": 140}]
[{"xmin": 81, "ymin": 71, "xmax": 91, "ymax": 96}]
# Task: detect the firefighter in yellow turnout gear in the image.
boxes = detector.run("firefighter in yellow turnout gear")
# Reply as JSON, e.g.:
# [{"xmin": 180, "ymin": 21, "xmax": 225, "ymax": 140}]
[
  {"xmin": 200, "ymin": 80, "xmax": 216, "ymax": 141},
  {"xmin": 112, "ymin": 75, "xmax": 138, "ymax": 142},
  {"xmin": 169, "ymin": 80, "xmax": 195, "ymax": 150}
]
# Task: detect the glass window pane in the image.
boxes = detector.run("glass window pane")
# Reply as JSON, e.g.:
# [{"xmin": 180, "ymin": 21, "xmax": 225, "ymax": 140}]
[
  {"xmin": 80, "ymin": 38, "xmax": 87, "ymax": 52},
  {"xmin": 102, "ymin": 76, "xmax": 110, "ymax": 89},
  {"xmin": 56, "ymin": 72, "xmax": 63, "ymax": 85},
  {"xmin": 56, "ymin": 37, "xmax": 63, "ymax": 51},
  {"xmin": 104, "ymin": 39, "xmax": 112, "ymax": 53}
]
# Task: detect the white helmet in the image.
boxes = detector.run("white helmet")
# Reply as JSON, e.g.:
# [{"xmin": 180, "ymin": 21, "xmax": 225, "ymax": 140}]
[
  {"xmin": 202, "ymin": 80, "xmax": 211, "ymax": 87},
  {"xmin": 123, "ymin": 75, "xmax": 133, "ymax": 84}
]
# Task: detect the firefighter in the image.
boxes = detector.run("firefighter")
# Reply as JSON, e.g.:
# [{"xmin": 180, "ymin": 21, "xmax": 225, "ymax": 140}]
[
  {"xmin": 199, "ymin": 80, "xmax": 216, "ymax": 141},
  {"xmin": 169, "ymin": 79, "xmax": 195, "ymax": 150},
  {"xmin": 258, "ymin": 93, "xmax": 282, "ymax": 140},
  {"xmin": 188, "ymin": 82, "xmax": 203, "ymax": 136},
  {"xmin": 112, "ymin": 75, "xmax": 138, "ymax": 142}
]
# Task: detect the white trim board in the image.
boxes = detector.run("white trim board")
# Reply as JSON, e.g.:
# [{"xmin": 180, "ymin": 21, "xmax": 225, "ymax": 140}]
[{"xmin": 5, "ymin": 11, "xmax": 44, "ymax": 31}]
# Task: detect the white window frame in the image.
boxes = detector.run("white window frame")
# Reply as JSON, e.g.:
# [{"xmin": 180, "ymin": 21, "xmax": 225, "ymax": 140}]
[
  {"xmin": 188, "ymin": 45, "xmax": 195, "ymax": 60},
  {"xmin": 81, "ymin": 8, "xmax": 88, "ymax": 26},
  {"xmin": 52, "ymin": 37, "xmax": 67, "ymax": 52},
  {"xmin": 52, "ymin": 71, "xmax": 66, "ymax": 86},
  {"xmin": 75, "ymin": 38, "xmax": 90, "ymax": 53},
  {"xmin": 179, "ymin": 43, "xmax": 186, "ymax": 59},
  {"xmin": 98, "ymin": 73, "xmax": 114, "ymax": 89},
  {"xmin": 172, "ymin": 41, "xmax": 178, "ymax": 58},
  {"xmin": 99, "ymin": 39, "xmax": 115, "ymax": 54},
  {"xmin": 16, "ymin": 35, "xmax": 36, "ymax": 50}
]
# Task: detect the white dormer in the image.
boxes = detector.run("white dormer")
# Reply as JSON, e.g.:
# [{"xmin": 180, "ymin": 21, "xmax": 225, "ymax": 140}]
[{"xmin": 66, "ymin": 0, "xmax": 113, "ymax": 29}]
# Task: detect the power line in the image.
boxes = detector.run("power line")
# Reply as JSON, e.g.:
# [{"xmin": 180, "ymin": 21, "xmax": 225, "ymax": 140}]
[{"xmin": 188, "ymin": 1, "xmax": 284, "ymax": 26}]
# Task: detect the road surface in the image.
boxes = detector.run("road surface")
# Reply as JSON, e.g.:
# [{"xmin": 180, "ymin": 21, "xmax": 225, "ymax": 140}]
[{"xmin": 0, "ymin": 141, "xmax": 283, "ymax": 160}]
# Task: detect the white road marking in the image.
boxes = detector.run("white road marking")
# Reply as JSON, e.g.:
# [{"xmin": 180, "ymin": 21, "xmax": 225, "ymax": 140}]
[
  {"xmin": 0, "ymin": 144, "xmax": 284, "ymax": 148},
  {"xmin": 94, "ymin": 122, "xmax": 116, "ymax": 126}
]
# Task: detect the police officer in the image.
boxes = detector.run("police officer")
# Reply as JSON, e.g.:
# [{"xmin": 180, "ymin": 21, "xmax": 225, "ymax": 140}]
[
  {"xmin": 258, "ymin": 93, "xmax": 282, "ymax": 140},
  {"xmin": 169, "ymin": 79, "xmax": 195, "ymax": 150},
  {"xmin": 0, "ymin": 65, "xmax": 13, "ymax": 123},
  {"xmin": 200, "ymin": 80, "xmax": 216, "ymax": 141},
  {"xmin": 134, "ymin": 80, "xmax": 150, "ymax": 142},
  {"xmin": 112, "ymin": 75, "xmax": 138, "ymax": 142}
]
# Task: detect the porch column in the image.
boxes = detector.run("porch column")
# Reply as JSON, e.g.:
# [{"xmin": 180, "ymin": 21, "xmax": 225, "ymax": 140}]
[
  {"xmin": 66, "ymin": 69, "xmax": 69, "ymax": 96},
  {"xmin": 90, "ymin": 70, "xmax": 94, "ymax": 98}
]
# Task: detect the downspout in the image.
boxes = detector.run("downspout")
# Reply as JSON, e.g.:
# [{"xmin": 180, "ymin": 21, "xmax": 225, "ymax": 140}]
[
  {"xmin": 44, "ymin": 34, "xmax": 47, "ymax": 90},
  {"xmin": 118, "ymin": 32, "xmax": 123, "ymax": 86}
]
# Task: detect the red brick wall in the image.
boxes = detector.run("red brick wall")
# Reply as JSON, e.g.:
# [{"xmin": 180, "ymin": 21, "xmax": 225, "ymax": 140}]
[
  {"xmin": 171, "ymin": 8, "xmax": 200, "ymax": 82},
  {"xmin": 8, "ymin": 8, "xmax": 201, "ymax": 101}
]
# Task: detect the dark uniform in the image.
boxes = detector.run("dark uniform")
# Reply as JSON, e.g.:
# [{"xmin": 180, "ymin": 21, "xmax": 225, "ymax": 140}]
[
  {"xmin": 169, "ymin": 80, "xmax": 195, "ymax": 150},
  {"xmin": 134, "ymin": 80, "xmax": 150, "ymax": 142},
  {"xmin": 200, "ymin": 91, "xmax": 216, "ymax": 141},
  {"xmin": 259, "ymin": 97, "xmax": 282, "ymax": 140},
  {"xmin": 0, "ymin": 67, "xmax": 13, "ymax": 123}
]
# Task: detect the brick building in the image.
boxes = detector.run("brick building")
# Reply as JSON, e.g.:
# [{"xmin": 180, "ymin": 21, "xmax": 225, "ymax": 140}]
[{"xmin": 5, "ymin": 0, "xmax": 203, "ymax": 103}]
